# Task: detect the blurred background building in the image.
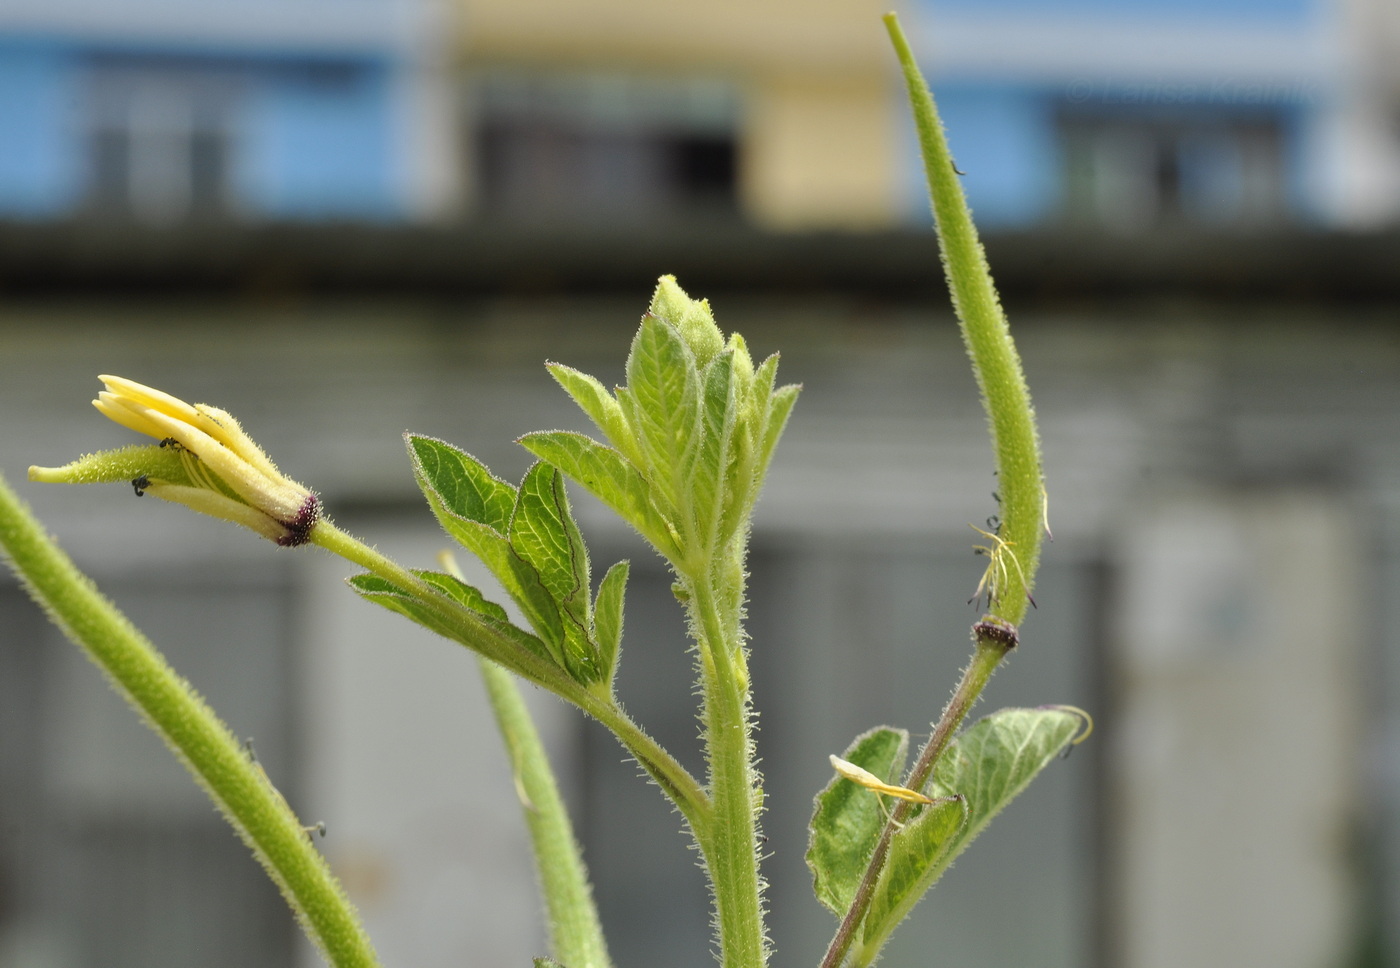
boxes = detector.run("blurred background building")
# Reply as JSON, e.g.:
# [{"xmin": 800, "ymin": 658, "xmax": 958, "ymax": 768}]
[
  {"xmin": 0, "ymin": 0, "xmax": 453, "ymax": 223},
  {"xmin": 6, "ymin": 0, "xmax": 1400, "ymax": 230},
  {"xmin": 1, "ymin": 0, "xmax": 1398, "ymax": 967}
]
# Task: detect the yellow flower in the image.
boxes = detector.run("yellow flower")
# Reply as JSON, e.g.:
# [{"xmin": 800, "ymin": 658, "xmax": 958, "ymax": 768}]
[{"xmin": 30, "ymin": 376, "xmax": 321, "ymax": 546}]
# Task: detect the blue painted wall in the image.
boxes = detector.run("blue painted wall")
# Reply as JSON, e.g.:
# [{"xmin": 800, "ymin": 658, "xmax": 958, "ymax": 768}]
[
  {"xmin": 0, "ymin": 37, "xmax": 408, "ymax": 221},
  {"xmin": 902, "ymin": 0, "xmax": 1330, "ymax": 226},
  {"xmin": 241, "ymin": 59, "xmax": 400, "ymax": 220},
  {"xmin": 920, "ymin": 0, "xmax": 1316, "ymax": 21},
  {"xmin": 0, "ymin": 42, "xmax": 85, "ymax": 218},
  {"xmin": 917, "ymin": 83, "xmax": 1060, "ymax": 227},
  {"xmin": 910, "ymin": 81, "xmax": 1317, "ymax": 227}
]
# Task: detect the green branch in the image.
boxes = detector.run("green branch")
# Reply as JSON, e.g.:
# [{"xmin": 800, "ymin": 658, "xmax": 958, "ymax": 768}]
[
  {"xmin": 820, "ymin": 630, "xmax": 1014, "ymax": 968},
  {"xmin": 687, "ymin": 573, "xmax": 767, "ymax": 968},
  {"xmin": 886, "ymin": 12, "xmax": 1045, "ymax": 625},
  {"xmin": 434, "ymin": 548, "xmax": 614, "ymax": 968},
  {"xmin": 0, "ymin": 472, "xmax": 382, "ymax": 968},
  {"xmin": 818, "ymin": 17, "xmax": 1050, "ymax": 967},
  {"xmin": 477, "ymin": 657, "xmax": 614, "ymax": 968}
]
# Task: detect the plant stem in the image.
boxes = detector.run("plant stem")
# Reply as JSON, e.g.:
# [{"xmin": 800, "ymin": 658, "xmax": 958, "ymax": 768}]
[
  {"xmin": 0, "ymin": 473, "xmax": 382, "ymax": 968},
  {"xmin": 312, "ymin": 519, "xmax": 444, "ymax": 603},
  {"xmin": 821, "ymin": 629, "xmax": 1015, "ymax": 968},
  {"xmin": 885, "ymin": 12, "xmax": 1044, "ymax": 626},
  {"xmin": 688, "ymin": 572, "xmax": 766, "ymax": 968},
  {"xmin": 586, "ymin": 694, "xmax": 714, "ymax": 835},
  {"xmin": 432, "ymin": 550, "xmax": 614, "ymax": 968},
  {"xmin": 478, "ymin": 656, "xmax": 615, "ymax": 968},
  {"xmin": 814, "ymin": 17, "xmax": 1050, "ymax": 967}
]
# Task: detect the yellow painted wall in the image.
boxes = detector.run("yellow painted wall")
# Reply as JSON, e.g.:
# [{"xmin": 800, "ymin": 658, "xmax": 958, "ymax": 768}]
[
  {"xmin": 742, "ymin": 69, "xmax": 897, "ymax": 230},
  {"xmin": 455, "ymin": 0, "xmax": 900, "ymax": 230}
]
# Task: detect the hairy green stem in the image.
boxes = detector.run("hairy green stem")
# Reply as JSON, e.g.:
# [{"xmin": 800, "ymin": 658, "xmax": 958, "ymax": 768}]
[
  {"xmin": 815, "ymin": 17, "xmax": 1049, "ymax": 968},
  {"xmin": 586, "ymin": 695, "xmax": 714, "ymax": 836},
  {"xmin": 478, "ymin": 657, "xmax": 614, "ymax": 968},
  {"xmin": 312, "ymin": 521, "xmax": 448, "ymax": 607},
  {"xmin": 824, "ymin": 632, "xmax": 1014, "ymax": 968},
  {"xmin": 885, "ymin": 12, "xmax": 1044, "ymax": 626},
  {"xmin": 433, "ymin": 550, "xmax": 614, "ymax": 968},
  {"xmin": 0, "ymin": 473, "xmax": 382, "ymax": 968},
  {"xmin": 688, "ymin": 571, "xmax": 766, "ymax": 968}
]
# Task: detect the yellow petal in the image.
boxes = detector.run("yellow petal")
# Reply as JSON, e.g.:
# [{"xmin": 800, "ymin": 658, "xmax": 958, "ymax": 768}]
[
  {"xmin": 93, "ymin": 393, "xmax": 170, "ymax": 441},
  {"xmin": 99, "ymin": 375, "xmax": 201, "ymax": 425},
  {"xmin": 194, "ymin": 404, "xmax": 282, "ymax": 479},
  {"xmin": 86, "ymin": 375, "xmax": 320, "ymax": 544},
  {"xmin": 136, "ymin": 408, "xmax": 305, "ymax": 521},
  {"xmin": 829, "ymin": 755, "xmax": 933, "ymax": 804},
  {"xmin": 144, "ymin": 483, "xmax": 291, "ymax": 543}
]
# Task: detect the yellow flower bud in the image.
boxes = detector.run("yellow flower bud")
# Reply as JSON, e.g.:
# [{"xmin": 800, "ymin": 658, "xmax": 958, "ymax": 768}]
[{"xmin": 31, "ymin": 376, "xmax": 320, "ymax": 546}]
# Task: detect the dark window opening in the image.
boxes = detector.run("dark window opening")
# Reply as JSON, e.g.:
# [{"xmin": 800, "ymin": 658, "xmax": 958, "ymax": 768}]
[
  {"xmin": 670, "ymin": 134, "xmax": 737, "ymax": 207},
  {"xmin": 1058, "ymin": 110, "xmax": 1289, "ymax": 231},
  {"xmin": 83, "ymin": 61, "xmax": 244, "ymax": 224},
  {"xmin": 473, "ymin": 73, "xmax": 740, "ymax": 226}
]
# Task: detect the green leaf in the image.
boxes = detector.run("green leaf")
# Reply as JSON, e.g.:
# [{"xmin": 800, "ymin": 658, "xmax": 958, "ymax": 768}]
[
  {"xmin": 692, "ymin": 350, "xmax": 735, "ymax": 553},
  {"xmin": 747, "ymin": 351, "xmax": 780, "ymax": 449},
  {"xmin": 859, "ymin": 798, "xmax": 967, "ymax": 950},
  {"xmin": 407, "ymin": 434, "xmax": 515, "ymax": 533},
  {"xmin": 591, "ymin": 559, "xmax": 629, "ymax": 689},
  {"xmin": 649, "ymin": 275, "xmax": 724, "ymax": 367},
  {"xmin": 533, "ymin": 959, "xmax": 567, "ymax": 968},
  {"xmin": 406, "ymin": 436, "xmax": 562, "ymax": 653},
  {"xmin": 347, "ymin": 571, "xmax": 552, "ymax": 669},
  {"xmin": 932, "ymin": 706, "xmax": 1084, "ymax": 860},
  {"xmin": 758, "ymin": 383, "xmax": 800, "ymax": 483},
  {"xmin": 727, "ymin": 332, "xmax": 755, "ymax": 398},
  {"xmin": 517, "ymin": 430, "xmax": 679, "ymax": 560},
  {"xmin": 856, "ymin": 707, "xmax": 1085, "ymax": 961},
  {"xmin": 545, "ymin": 363, "xmax": 645, "ymax": 470},
  {"xmin": 625, "ymin": 314, "xmax": 703, "ymax": 515},
  {"xmin": 807, "ymin": 727, "xmax": 909, "ymax": 917},
  {"xmin": 414, "ymin": 570, "xmax": 512, "ymax": 624},
  {"xmin": 509, "ymin": 462, "xmax": 598, "ymax": 682},
  {"xmin": 510, "ymin": 463, "xmax": 588, "ymax": 611},
  {"xmin": 443, "ymin": 516, "xmax": 565, "ymax": 660},
  {"xmin": 750, "ymin": 349, "xmax": 779, "ymax": 408},
  {"xmin": 713, "ymin": 351, "xmax": 790, "ymax": 544},
  {"xmin": 722, "ymin": 425, "xmax": 756, "ymax": 551}
]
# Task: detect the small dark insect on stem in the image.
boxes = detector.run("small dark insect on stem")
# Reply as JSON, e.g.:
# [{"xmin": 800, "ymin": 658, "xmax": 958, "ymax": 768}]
[
  {"xmin": 131, "ymin": 475, "xmax": 150, "ymax": 497},
  {"xmin": 951, "ymin": 160, "xmax": 967, "ymax": 176}
]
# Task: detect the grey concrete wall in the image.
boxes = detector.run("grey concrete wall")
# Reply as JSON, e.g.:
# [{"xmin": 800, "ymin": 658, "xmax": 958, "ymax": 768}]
[{"xmin": 0, "ymin": 289, "xmax": 1391, "ymax": 966}]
